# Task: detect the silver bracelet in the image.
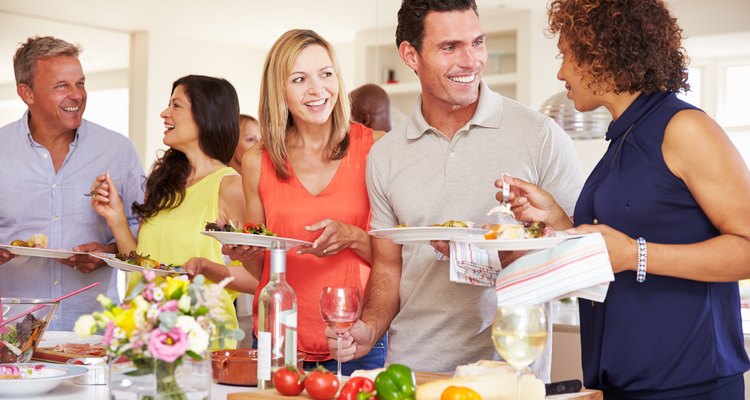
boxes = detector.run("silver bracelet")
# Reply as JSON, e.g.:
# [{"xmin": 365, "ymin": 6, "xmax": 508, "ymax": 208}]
[{"xmin": 636, "ymin": 237, "xmax": 647, "ymax": 283}]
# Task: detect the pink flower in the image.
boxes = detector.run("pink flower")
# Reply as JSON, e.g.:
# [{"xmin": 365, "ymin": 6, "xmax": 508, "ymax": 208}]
[
  {"xmin": 147, "ymin": 327, "xmax": 189, "ymax": 362},
  {"xmin": 102, "ymin": 322, "xmax": 115, "ymax": 346},
  {"xmin": 142, "ymin": 283, "xmax": 155, "ymax": 301},
  {"xmin": 142, "ymin": 270, "xmax": 156, "ymax": 282},
  {"xmin": 159, "ymin": 300, "xmax": 178, "ymax": 313}
]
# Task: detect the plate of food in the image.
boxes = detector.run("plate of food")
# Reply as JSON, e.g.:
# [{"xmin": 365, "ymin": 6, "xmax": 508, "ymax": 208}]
[
  {"xmin": 369, "ymin": 221, "xmax": 489, "ymax": 245},
  {"xmin": 0, "ymin": 363, "xmax": 87, "ymax": 397},
  {"xmin": 468, "ymin": 223, "xmax": 587, "ymax": 250},
  {"xmin": 0, "ymin": 235, "xmax": 85, "ymax": 259},
  {"xmin": 92, "ymin": 252, "xmax": 187, "ymax": 276},
  {"xmin": 202, "ymin": 221, "xmax": 311, "ymax": 249}
]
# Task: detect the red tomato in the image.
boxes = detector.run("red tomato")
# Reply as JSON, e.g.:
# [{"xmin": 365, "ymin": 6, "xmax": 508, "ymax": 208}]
[
  {"xmin": 273, "ymin": 366, "xmax": 305, "ymax": 396},
  {"xmin": 305, "ymin": 368, "xmax": 340, "ymax": 400}
]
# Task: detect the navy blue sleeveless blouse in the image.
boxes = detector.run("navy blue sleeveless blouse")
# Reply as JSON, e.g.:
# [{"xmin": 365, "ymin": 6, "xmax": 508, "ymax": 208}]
[{"xmin": 574, "ymin": 91, "xmax": 749, "ymax": 398}]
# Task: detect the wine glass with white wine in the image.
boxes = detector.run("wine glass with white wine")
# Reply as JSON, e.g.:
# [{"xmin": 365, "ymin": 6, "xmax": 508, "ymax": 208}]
[{"xmin": 492, "ymin": 304, "xmax": 548, "ymax": 400}]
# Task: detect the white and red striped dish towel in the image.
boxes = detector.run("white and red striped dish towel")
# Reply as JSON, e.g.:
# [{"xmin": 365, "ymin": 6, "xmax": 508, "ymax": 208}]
[{"xmin": 449, "ymin": 233, "xmax": 614, "ymax": 305}]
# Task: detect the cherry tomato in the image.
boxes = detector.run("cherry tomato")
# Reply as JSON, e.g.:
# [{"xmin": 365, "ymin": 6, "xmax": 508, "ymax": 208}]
[
  {"xmin": 243, "ymin": 223, "xmax": 259, "ymax": 234},
  {"xmin": 273, "ymin": 366, "xmax": 305, "ymax": 396},
  {"xmin": 305, "ymin": 367, "xmax": 340, "ymax": 400}
]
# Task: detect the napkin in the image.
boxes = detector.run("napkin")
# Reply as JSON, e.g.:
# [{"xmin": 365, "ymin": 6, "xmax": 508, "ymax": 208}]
[
  {"xmin": 449, "ymin": 233, "xmax": 614, "ymax": 305},
  {"xmin": 494, "ymin": 233, "xmax": 613, "ymax": 306},
  {"xmin": 448, "ymin": 241, "xmax": 502, "ymax": 286}
]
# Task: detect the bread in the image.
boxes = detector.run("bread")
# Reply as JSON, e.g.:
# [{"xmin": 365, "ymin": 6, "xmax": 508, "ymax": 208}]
[
  {"xmin": 29, "ymin": 233, "xmax": 48, "ymax": 249},
  {"xmin": 416, "ymin": 372, "xmax": 544, "ymax": 400},
  {"xmin": 454, "ymin": 360, "xmax": 516, "ymax": 377},
  {"xmin": 350, "ymin": 368, "xmax": 385, "ymax": 382}
]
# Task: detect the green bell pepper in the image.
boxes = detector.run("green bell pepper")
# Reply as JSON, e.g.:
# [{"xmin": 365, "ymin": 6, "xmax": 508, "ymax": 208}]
[{"xmin": 374, "ymin": 364, "xmax": 416, "ymax": 400}]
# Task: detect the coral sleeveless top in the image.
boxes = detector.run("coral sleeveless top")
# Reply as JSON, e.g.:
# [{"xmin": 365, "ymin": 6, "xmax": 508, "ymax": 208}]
[
  {"xmin": 253, "ymin": 122, "xmax": 374, "ymax": 361},
  {"xmin": 132, "ymin": 166, "xmax": 240, "ymax": 349}
]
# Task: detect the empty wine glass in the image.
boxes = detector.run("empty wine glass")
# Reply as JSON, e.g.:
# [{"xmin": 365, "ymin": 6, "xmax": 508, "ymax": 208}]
[
  {"xmin": 492, "ymin": 304, "xmax": 548, "ymax": 400},
  {"xmin": 319, "ymin": 286, "xmax": 361, "ymax": 380}
]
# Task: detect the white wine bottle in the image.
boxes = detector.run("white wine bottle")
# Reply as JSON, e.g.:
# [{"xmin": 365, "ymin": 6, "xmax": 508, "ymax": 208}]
[{"xmin": 257, "ymin": 244, "xmax": 298, "ymax": 390}]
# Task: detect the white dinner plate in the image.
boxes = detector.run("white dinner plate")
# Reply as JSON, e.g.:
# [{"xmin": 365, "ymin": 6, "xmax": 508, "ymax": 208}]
[
  {"xmin": 0, "ymin": 363, "xmax": 87, "ymax": 397},
  {"xmin": 201, "ymin": 231, "xmax": 312, "ymax": 249},
  {"xmin": 468, "ymin": 234, "xmax": 588, "ymax": 251},
  {"xmin": 39, "ymin": 331, "xmax": 104, "ymax": 348},
  {"xmin": 91, "ymin": 253, "xmax": 187, "ymax": 276},
  {"xmin": 368, "ymin": 227, "xmax": 489, "ymax": 245},
  {"xmin": 0, "ymin": 244, "xmax": 85, "ymax": 259}
]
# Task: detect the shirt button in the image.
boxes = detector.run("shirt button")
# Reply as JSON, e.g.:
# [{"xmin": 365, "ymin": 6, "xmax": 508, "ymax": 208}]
[
  {"xmin": 43, "ymin": 153, "xmax": 49, "ymax": 159},
  {"xmin": 52, "ymin": 184, "xmax": 57, "ymax": 189},
  {"xmin": 52, "ymin": 216, "xmax": 60, "ymax": 222},
  {"xmin": 53, "ymin": 280, "xmax": 59, "ymax": 285},
  {"xmin": 449, "ymin": 152, "xmax": 456, "ymax": 158}
]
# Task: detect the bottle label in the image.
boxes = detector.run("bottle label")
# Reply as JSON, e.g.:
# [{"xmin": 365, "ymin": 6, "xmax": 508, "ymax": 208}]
[{"xmin": 257, "ymin": 331, "xmax": 271, "ymax": 381}]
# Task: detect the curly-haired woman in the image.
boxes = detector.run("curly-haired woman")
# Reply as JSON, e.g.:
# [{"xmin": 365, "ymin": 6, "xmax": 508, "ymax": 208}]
[{"xmin": 499, "ymin": 0, "xmax": 750, "ymax": 398}]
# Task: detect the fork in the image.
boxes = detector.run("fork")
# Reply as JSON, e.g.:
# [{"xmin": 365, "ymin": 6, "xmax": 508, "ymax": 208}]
[{"xmin": 487, "ymin": 173, "xmax": 519, "ymax": 225}]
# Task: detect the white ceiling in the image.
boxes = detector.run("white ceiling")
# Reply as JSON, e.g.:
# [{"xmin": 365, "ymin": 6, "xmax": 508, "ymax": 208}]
[
  {"xmin": 0, "ymin": 0, "xmax": 741, "ymax": 87},
  {"xmin": 0, "ymin": 0, "xmax": 551, "ymax": 84}
]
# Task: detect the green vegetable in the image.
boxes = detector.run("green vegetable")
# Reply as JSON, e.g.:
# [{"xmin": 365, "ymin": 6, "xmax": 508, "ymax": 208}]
[{"xmin": 374, "ymin": 364, "xmax": 416, "ymax": 400}]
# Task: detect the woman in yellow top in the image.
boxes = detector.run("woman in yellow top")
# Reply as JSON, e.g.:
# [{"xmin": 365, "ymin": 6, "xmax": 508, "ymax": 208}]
[{"xmin": 90, "ymin": 75, "xmax": 257, "ymax": 349}]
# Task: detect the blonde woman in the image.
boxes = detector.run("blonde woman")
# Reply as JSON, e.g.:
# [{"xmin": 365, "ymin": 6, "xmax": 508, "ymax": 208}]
[{"xmin": 229, "ymin": 29, "xmax": 386, "ymax": 373}]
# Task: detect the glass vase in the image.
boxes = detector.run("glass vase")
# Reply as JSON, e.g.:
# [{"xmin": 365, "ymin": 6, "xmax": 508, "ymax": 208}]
[{"xmin": 108, "ymin": 352, "xmax": 211, "ymax": 400}]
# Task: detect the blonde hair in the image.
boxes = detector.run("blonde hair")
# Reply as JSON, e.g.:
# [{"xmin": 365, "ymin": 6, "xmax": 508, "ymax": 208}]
[
  {"xmin": 258, "ymin": 29, "xmax": 351, "ymax": 179},
  {"xmin": 13, "ymin": 36, "xmax": 82, "ymax": 87}
]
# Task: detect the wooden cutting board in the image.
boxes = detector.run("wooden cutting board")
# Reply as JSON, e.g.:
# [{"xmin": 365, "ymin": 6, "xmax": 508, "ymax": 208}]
[
  {"xmin": 226, "ymin": 372, "xmax": 603, "ymax": 400},
  {"xmin": 32, "ymin": 347, "xmax": 105, "ymax": 363}
]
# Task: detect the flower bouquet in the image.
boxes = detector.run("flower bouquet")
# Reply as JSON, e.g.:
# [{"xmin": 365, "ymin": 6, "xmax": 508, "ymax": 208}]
[{"xmin": 75, "ymin": 270, "xmax": 243, "ymax": 400}]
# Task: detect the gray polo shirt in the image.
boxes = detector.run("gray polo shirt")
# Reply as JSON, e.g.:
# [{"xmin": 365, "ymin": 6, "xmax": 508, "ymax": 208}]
[{"xmin": 366, "ymin": 82, "xmax": 583, "ymax": 374}]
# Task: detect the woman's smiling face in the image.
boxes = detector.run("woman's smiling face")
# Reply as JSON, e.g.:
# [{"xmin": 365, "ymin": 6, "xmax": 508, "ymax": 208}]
[{"xmin": 284, "ymin": 44, "xmax": 339, "ymax": 127}]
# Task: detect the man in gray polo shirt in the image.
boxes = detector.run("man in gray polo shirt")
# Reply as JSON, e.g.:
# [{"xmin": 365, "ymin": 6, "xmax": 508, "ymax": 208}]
[{"xmin": 328, "ymin": 0, "xmax": 583, "ymax": 377}]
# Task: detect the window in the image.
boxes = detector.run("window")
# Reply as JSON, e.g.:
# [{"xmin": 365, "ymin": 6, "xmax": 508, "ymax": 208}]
[
  {"xmin": 718, "ymin": 64, "xmax": 750, "ymax": 128},
  {"xmin": 677, "ymin": 67, "xmax": 702, "ymax": 108}
]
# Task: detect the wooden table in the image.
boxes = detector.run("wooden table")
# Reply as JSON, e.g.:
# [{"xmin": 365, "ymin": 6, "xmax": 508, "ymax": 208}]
[{"xmin": 227, "ymin": 372, "xmax": 603, "ymax": 400}]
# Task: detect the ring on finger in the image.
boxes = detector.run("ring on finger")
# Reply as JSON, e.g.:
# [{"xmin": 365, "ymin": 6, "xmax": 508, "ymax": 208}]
[
  {"xmin": 73, "ymin": 265, "xmax": 78, "ymax": 271},
  {"xmin": 323, "ymin": 248, "xmax": 328, "ymax": 254}
]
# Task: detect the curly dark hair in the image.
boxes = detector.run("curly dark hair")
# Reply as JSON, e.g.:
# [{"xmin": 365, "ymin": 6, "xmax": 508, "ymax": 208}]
[
  {"xmin": 396, "ymin": 0, "xmax": 478, "ymax": 52},
  {"xmin": 133, "ymin": 75, "xmax": 240, "ymax": 220},
  {"xmin": 547, "ymin": 0, "xmax": 689, "ymax": 95}
]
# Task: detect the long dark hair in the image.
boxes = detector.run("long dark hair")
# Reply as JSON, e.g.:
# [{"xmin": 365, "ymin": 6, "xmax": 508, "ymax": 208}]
[{"xmin": 133, "ymin": 75, "xmax": 240, "ymax": 220}]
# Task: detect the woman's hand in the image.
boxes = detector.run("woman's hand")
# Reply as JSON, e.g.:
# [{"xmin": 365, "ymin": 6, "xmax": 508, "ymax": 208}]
[
  {"xmin": 90, "ymin": 171, "xmax": 126, "ymax": 225},
  {"xmin": 569, "ymin": 224, "xmax": 637, "ymax": 274},
  {"xmin": 222, "ymin": 244, "xmax": 265, "ymax": 280},
  {"xmin": 495, "ymin": 176, "xmax": 572, "ymax": 230},
  {"xmin": 298, "ymin": 219, "xmax": 365, "ymax": 258}
]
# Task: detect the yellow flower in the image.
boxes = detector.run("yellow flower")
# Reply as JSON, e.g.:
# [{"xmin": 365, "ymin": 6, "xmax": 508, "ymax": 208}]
[
  {"xmin": 163, "ymin": 276, "xmax": 189, "ymax": 300},
  {"xmin": 114, "ymin": 307, "xmax": 137, "ymax": 337},
  {"xmin": 132, "ymin": 295, "xmax": 150, "ymax": 312}
]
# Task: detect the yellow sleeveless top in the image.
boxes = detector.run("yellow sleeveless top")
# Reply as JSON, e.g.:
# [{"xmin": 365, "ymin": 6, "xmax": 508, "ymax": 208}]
[{"xmin": 128, "ymin": 166, "xmax": 240, "ymax": 349}]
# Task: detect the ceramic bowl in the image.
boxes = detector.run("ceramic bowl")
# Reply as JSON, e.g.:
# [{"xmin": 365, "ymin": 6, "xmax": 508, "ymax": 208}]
[{"xmin": 211, "ymin": 349, "xmax": 305, "ymax": 386}]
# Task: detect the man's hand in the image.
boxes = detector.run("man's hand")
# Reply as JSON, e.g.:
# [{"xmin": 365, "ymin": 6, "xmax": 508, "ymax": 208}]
[
  {"xmin": 324, "ymin": 319, "xmax": 375, "ymax": 362},
  {"xmin": 429, "ymin": 240, "xmax": 450, "ymax": 258},
  {"xmin": 59, "ymin": 242, "xmax": 112, "ymax": 273},
  {"xmin": 0, "ymin": 249, "xmax": 16, "ymax": 266}
]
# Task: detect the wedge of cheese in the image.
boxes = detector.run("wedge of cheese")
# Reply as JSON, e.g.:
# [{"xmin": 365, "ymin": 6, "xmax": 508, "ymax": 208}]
[{"xmin": 416, "ymin": 372, "xmax": 544, "ymax": 400}]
